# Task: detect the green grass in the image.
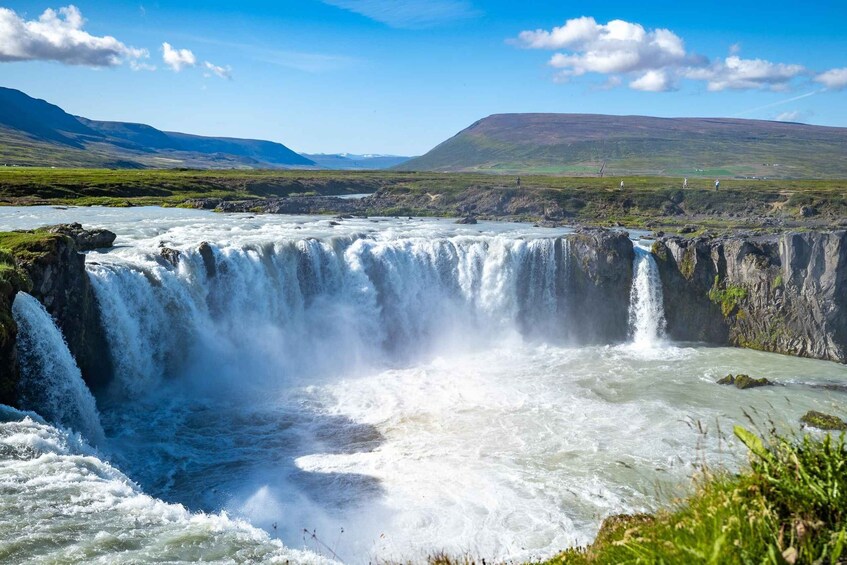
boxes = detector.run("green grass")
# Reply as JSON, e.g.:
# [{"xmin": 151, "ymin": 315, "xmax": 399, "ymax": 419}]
[
  {"xmin": 2, "ymin": 168, "xmax": 847, "ymax": 230},
  {"xmin": 547, "ymin": 428, "xmax": 847, "ymax": 565}
]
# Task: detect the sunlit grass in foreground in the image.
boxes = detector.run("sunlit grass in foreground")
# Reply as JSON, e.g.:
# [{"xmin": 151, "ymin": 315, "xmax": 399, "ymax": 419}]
[{"xmin": 548, "ymin": 427, "xmax": 847, "ymax": 564}]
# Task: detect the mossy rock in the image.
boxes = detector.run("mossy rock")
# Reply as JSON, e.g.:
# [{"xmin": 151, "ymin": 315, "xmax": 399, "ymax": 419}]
[
  {"xmin": 650, "ymin": 240, "xmax": 668, "ymax": 262},
  {"xmin": 800, "ymin": 411, "xmax": 847, "ymax": 431},
  {"xmin": 679, "ymin": 247, "xmax": 697, "ymax": 280},
  {"xmin": 716, "ymin": 374, "xmax": 773, "ymax": 389}
]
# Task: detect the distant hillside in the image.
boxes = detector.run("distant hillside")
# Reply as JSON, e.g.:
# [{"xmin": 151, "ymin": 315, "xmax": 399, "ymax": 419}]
[
  {"xmin": 303, "ymin": 153, "xmax": 412, "ymax": 170},
  {"xmin": 0, "ymin": 87, "xmax": 314, "ymax": 169},
  {"xmin": 397, "ymin": 114, "xmax": 847, "ymax": 178}
]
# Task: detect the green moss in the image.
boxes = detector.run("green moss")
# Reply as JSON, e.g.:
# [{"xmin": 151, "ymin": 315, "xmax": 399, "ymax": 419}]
[
  {"xmin": 650, "ymin": 240, "xmax": 668, "ymax": 261},
  {"xmin": 0, "ymin": 230, "xmax": 66, "ymax": 263},
  {"xmin": 716, "ymin": 374, "xmax": 773, "ymax": 389},
  {"xmin": 679, "ymin": 247, "xmax": 696, "ymax": 280},
  {"xmin": 774, "ymin": 274, "xmax": 783, "ymax": 289},
  {"xmin": 800, "ymin": 411, "xmax": 847, "ymax": 431},
  {"xmin": 708, "ymin": 275, "xmax": 748, "ymax": 317}
]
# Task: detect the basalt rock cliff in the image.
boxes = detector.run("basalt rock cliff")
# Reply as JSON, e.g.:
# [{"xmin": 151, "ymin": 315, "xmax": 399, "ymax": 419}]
[
  {"xmin": 652, "ymin": 230, "xmax": 847, "ymax": 362},
  {"xmin": 566, "ymin": 228, "xmax": 635, "ymax": 343},
  {"xmin": 0, "ymin": 225, "xmax": 115, "ymax": 404}
]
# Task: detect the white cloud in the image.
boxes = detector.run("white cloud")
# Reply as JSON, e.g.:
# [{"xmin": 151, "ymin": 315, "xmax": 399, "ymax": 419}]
[
  {"xmin": 516, "ymin": 17, "xmax": 693, "ymax": 91},
  {"xmin": 162, "ymin": 42, "xmax": 196, "ymax": 71},
  {"xmin": 630, "ymin": 69, "xmax": 673, "ymax": 92},
  {"xmin": 815, "ymin": 67, "xmax": 847, "ymax": 90},
  {"xmin": 203, "ymin": 61, "xmax": 231, "ymax": 79},
  {"xmin": 321, "ymin": 0, "xmax": 477, "ymax": 28},
  {"xmin": 775, "ymin": 110, "xmax": 802, "ymax": 122},
  {"xmin": 0, "ymin": 5, "xmax": 146, "ymax": 66},
  {"xmin": 161, "ymin": 42, "xmax": 231, "ymax": 79},
  {"xmin": 685, "ymin": 56, "xmax": 806, "ymax": 91},
  {"xmin": 515, "ymin": 17, "xmax": 813, "ymax": 93}
]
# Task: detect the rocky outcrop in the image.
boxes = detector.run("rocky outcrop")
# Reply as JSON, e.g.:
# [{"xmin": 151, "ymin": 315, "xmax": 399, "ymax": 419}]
[
  {"xmin": 653, "ymin": 230, "xmax": 847, "ymax": 362},
  {"xmin": 565, "ymin": 229, "xmax": 635, "ymax": 343},
  {"xmin": 0, "ymin": 254, "xmax": 29, "ymax": 405},
  {"xmin": 0, "ymin": 226, "xmax": 116, "ymax": 401},
  {"xmin": 45, "ymin": 223, "xmax": 116, "ymax": 251}
]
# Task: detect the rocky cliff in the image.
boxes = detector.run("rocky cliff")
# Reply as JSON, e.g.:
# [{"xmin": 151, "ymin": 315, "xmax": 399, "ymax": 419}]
[
  {"xmin": 652, "ymin": 230, "xmax": 847, "ymax": 362},
  {"xmin": 0, "ymin": 225, "xmax": 115, "ymax": 405},
  {"xmin": 566, "ymin": 228, "xmax": 635, "ymax": 343}
]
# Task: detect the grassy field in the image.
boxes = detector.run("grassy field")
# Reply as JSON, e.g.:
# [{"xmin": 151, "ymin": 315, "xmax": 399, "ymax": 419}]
[
  {"xmin": 1, "ymin": 168, "xmax": 846, "ymax": 230},
  {"xmin": 399, "ymin": 114, "xmax": 847, "ymax": 178}
]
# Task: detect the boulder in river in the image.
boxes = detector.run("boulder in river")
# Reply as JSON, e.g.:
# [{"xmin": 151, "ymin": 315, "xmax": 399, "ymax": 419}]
[
  {"xmin": 717, "ymin": 374, "xmax": 773, "ymax": 389},
  {"xmin": 800, "ymin": 411, "xmax": 847, "ymax": 431}
]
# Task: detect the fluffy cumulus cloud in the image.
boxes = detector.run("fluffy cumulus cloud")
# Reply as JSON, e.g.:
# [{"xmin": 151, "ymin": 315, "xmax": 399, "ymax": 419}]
[
  {"xmin": 515, "ymin": 16, "xmax": 818, "ymax": 93},
  {"xmin": 629, "ymin": 69, "xmax": 672, "ymax": 92},
  {"xmin": 815, "ymin": 67, "xmax": 847, "ymax": 90},
  {"xmin": 0, "ymin": 4, "xmax": 147, "ymax": 66},
  {"xmin": 517, "ymin": 17, "xmax": 694, "ymax": 90},
  {"xmin": 162, "ymin": 42, "xmax": 196, "ymax": 72}
]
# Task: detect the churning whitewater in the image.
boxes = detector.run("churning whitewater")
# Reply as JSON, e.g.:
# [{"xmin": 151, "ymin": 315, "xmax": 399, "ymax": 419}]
[{"xmin": 3, "ymin": 207, "xmax": 847, "ymax": 563}]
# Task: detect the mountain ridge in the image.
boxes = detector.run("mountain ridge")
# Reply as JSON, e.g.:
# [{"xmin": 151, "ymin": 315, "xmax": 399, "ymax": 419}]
[
  {"xmin": 397, "ymin": 113, "xmax": 847, "ymax": 178},
  {"xmin": 0, "ymin": 86, "xmax": 314, "ymax": 169}
]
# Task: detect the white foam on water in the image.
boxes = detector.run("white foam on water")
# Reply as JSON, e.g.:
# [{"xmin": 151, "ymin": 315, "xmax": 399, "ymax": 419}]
[{"xmin": 0, "ymin": 406, "xmax": 332, "ymax": 564}]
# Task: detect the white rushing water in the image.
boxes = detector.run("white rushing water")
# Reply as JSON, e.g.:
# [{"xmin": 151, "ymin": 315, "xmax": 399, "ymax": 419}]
[
  {"xmin": 1, "ymin": 206, "xmax": 846, "ymax": 563},
  {"xmin": 11, "ymin": 291, "xmax": 105, "ymax": 443},
  {"xmin": 628, "ymin": 242, "xmax": 666, "ymax": 348}
]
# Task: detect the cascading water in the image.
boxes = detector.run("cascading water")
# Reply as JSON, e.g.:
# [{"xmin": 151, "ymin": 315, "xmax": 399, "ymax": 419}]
[
  {"xmin": 87, "ymin": 235, "xmax": 574, "ymax": 396},
  {"xmin": 2, "ymin": 208, "xmax": 845, "ymax": 564},
  {"xmin": 628, "ymin": 242, "xmax": 667, "ymax": 348},
  {"xmin": 11, "ymin": 292, "xmax": 104, "ymax": 443}
]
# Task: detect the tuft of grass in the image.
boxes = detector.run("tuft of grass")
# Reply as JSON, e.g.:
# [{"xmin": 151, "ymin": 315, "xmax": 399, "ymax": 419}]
[{"xmin": 547, "ymin": 428, "xmax": 847, "ymax": 565}]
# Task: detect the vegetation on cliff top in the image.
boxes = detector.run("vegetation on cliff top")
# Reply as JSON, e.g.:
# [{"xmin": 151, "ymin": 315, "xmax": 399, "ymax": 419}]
[{"xmin": 2, "ymin": 168, "xmax": 847, "ymax": 231}]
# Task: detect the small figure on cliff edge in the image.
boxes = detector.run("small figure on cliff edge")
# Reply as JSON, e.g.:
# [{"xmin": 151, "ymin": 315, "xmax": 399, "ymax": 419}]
[
  {"xmin": 683, "ymin": 177, "xmax": 688, "ymax": 189},
  {"xmin": 715, "ymin": 179, "xmax": 720, "ymax": 191},
  {"xmin": 620, "ymin": 180, "xmax": 624, "ymax": 190},
  {"xmin": 516, "ymin": 176, "xmax": 521, "ymax": 187}
]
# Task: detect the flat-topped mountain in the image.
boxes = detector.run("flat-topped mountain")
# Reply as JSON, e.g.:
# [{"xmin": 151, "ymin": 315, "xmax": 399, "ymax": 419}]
[
  {"xmin": 0, "ymin": 87, "xmax": 314, "ymax": 169},
  {"xmin": 397, "ymin": 113, "xmax": 847, "ymax": 178}
]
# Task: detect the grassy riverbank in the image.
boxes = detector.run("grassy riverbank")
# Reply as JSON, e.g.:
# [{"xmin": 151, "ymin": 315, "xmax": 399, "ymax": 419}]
[
  {"xmin": 549, "ymin": 427, "xmax": 847, "ymax": 565},
  {"xmin": 2, "ymin": 168, "xmax": 847, "ymax": 230}
]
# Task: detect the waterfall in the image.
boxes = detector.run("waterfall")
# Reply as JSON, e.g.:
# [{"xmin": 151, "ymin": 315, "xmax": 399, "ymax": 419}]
[
  {"xmin": 628, "ymin": 242, "xmax": 666, "ymax": 348},
  {"xmin": 11, "ymin": 292, "xmax": 104, "ymax": 442},
  {"xmin": 87, "ymin": 235, "xmax": 573, "ymax": 396}
]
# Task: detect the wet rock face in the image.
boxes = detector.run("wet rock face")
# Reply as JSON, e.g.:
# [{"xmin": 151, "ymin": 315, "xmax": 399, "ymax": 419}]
[
  {"xmin": 11, "ymin": 229, "xmax": 114, "ymax": 391},
  {"xmin": 565, "ymin": 228, "xmax": 635, "ymax": 344},
  {"xmin": 653, "ymin": 230, "xmax": 847, "ymax": 363}
]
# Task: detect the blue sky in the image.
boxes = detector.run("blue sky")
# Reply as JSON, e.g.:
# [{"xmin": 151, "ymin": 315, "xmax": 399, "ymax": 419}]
[{"xmin": 1, "ymin": 1, "xmax": 846, "ymax": 155}]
